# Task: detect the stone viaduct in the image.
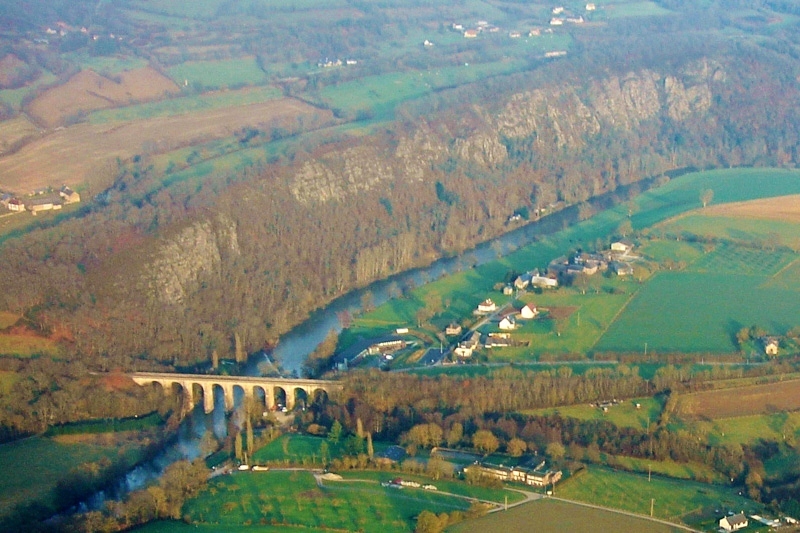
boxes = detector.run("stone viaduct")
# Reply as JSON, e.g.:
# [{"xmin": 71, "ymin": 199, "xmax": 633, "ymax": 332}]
[{"xmin": 129, "ymin": 372, "xmax": 342, "ymax": 414}]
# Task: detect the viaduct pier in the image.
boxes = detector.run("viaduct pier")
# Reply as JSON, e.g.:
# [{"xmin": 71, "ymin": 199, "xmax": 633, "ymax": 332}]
[{"xmin": 129, "ymin": 372, "xmax": 341, "ymax": 413}]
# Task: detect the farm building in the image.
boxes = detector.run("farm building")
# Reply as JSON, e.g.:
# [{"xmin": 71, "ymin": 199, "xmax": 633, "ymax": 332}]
[
  {"xmin": 719, "ymin": 513, "xmax": 748, "ymax": 531},
  {"xmin": 59, "ymin": 186, "xmax": 81, "ymax": 204},
  {"xmin": 464, "ymin": 461, "xmax": 562, "ymax": 487}
]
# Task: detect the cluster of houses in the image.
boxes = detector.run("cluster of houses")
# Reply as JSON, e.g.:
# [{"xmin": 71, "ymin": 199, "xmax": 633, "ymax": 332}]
[
  {"xmin": 0, "ymin": 186, "xmax": 81, "ymax": 215},
  {"xmin": 546, "ymin": 240, "xmax": 636, "ymax": 282},
  {"xmin": 317, "ymin": 58, "xmax": 358, "ymax": 68},
  {"xmin": 448, "ymin": 299, "xmax": 539, "ymax": 358},
  {"xmin": 464, "ymin": 460, "xmax": 562, "ymax": 488},
  {"xmin": 718, "ymin": 512, "xmax": 798, "ymax": 531},
  {"xmin": 39, "ymin": 21, "xmax": 124, "ymax": 45},
  {"xmin": 453, "ymin": 20, "xmax": 554, "ymax": 41},
  {"xmin": 550, "ymin": 4, "xmax": 596, "ymax": 26}
]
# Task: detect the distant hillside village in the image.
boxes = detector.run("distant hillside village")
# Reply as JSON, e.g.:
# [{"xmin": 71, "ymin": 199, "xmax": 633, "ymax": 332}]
[{"xmin": 0, "ymin": 185, "xmax": 80, "ymax": 215}]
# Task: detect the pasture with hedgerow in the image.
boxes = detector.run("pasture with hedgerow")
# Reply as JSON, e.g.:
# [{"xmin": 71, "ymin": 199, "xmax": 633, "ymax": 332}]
[{"xmin": 4, "ymin": 0, "xmax": 800, "ymax": 532}]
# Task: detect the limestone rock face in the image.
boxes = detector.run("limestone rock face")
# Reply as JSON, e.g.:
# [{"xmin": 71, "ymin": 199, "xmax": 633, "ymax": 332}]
[
  {"xmin": 148, "ymin": 215, "xmax": 239, "ymax": 305},
  {"xmin": 288, "ymin": 59, "xmax": 724, "ymax": 204}
]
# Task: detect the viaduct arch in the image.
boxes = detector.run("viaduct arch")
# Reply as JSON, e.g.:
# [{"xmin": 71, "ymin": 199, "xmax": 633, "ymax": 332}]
[{"xmin": 129, "ymin": 372, "xmax": 341, "ymax": 414}]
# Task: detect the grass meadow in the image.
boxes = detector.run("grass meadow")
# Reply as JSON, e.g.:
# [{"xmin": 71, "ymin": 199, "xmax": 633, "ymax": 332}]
[
  {"xmin": 555, "ymin": 466, "xmax": 758, "ymax": 524},
  {"xmin": 523, "ymin": 395, "xmax": 664, "ymax": 431},
  {"xmin": 452, "ymin": 497, "xmax": 685, "ymax": 533},
  {"xmin": 0, "ymin": 332, "xmax": 61, "ymax": 357},
  {"xmin": 656, "ymin": 214, "xmax": 800, "ymax": 249},
  {"xmin": 182, "ymin": 470, "xmax": 472, "ymax": 532},
  {"xmin": 0, "ymin": 435, "xmax": 143, "ymax": 517},
  {"xmin": 167, "ymin": 58, "xmax": 267, "ymax": 89},
  {"xmin": 88, "ymin": 86, "xmax": 282, "ymax": 124}
]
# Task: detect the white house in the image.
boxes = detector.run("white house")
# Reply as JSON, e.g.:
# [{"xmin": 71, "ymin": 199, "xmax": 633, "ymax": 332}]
[
  {"xmin": 531, "ymin": 275, "xmax": 558, "ymax": 288},
  {"xmin": 549, "ymin": 18, "xmax": 564, "ymax": 25},
  {"xmin": 586, "ymin": 3, "xmax": 596, "ymax": 11},
  {"xmin": 520, "ymin": 304, "xmax": 538, "ymax": 319},
  {"xmin": 476, "ymin": 299, "xmax": 497, "ymax": 314},
  {"xmin": 610, "ymin": 240, "xmax": 634, "ymax": 253},
  {"xmin": 719, "ymin": 513, "xmax": 748, "ymax": 531},
  {"xmin": 499, "ymin": 316, "xmax": 516, "ymax": 330}
]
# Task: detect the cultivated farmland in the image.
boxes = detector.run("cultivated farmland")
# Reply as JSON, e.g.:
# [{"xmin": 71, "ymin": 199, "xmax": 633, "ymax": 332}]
[
  {"xmin": 27, "ymin": 68, "xmax": 180, "ymax": 128},
  {"xmin": 0, "ymin": 98, "xmax": 333, "ymax": 193},
  {"xmin": 452, "ymin": 497, "xmax": 685, "ymax": 533},
  {"xmin": 678, "ymin": 379, "xmax": 800, "ymax": 419}
]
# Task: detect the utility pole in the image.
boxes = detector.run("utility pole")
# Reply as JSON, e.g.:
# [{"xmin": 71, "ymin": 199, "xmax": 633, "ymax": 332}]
[
  {"xmin": 644, "ymin": 342, "xmax": 648, "ymax": 356},
  {"xmin": 505, "ymin": 495, "xmax": 508, "ymax": 511},
  {"xmin": 650, "ymin": 498, "xmax": 654, "ymax": 517},
  {"xmin": 648, "ymin": 464, "xmax": 651, "ymax": 482}
]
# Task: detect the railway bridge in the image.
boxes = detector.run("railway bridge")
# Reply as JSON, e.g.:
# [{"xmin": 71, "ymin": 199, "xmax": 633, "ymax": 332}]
[{"xmin": 129, "ymin": 372, "xmax": 341, "ymax": 413}]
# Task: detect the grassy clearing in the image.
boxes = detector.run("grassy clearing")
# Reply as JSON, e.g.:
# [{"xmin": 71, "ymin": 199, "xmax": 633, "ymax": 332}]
[
  {"xmin": 602, "ymin": 1, "xmax": 673, "ymax": 19},
  {"xmin": 523, "ymin": 396, "xmax": 663, "ymax": 431},
  {"xmin": 167, "ymin": 58, "xmax": 267, "ymax": 89},
  {"xmin": 609, "ymin": 456, "xmax": 724, "ymax": 483},
  {"xmin": 452, "ymin": 497, "xmax": 684, "ymax": 533},
  {"xmin": 689, "ymin": 411, "xmax": 800, "ymax": 448},
  {"xmin": 335, "ymin": 470, "xmax": 525, "ymax": 504},
  {"xmin": 88, "ymin": 86, "xmax": 282, "ymax": 123},
  {"xmin": 0, "ymin": 332, "xmax": 60, "ymax": 357},
  {"xmin": 556, "ymin": 466, "xmax": 758, "ymax": 523},
  {"xmin": 638, "ymin": 240, "xmax": 704, "ymax": 263},
  {"xmin": 128, "ymin": 0, "xmax": 227, "ymax": 19},
  {"xmin": 183, "ymin": 470, "xmax": 471, "ymax": 531},
  {"xmin": 251, "ymin": 434, "xmax": 337, "ymax": 464},
  {"xmin": 65, "ymin": 54, "xmax": 149, "ymax": 74},
  {"xmin": 0, "ymin": 435, "xmax": 143, "ymax": 517},
  {"xmin": 316, "ymin": 60, "xmax": 529, "ymax": 121},
  {"xmin": 0, "ymin": 311, "xmax": 19, "ymax": 329},
  {"xmin": 0, "ymin": 71, "xmax": 58, "ymax": 110}
]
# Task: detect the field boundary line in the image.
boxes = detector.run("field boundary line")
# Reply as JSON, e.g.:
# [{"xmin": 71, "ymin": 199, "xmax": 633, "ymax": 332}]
[
  {"xmin": 769, "ymin": 255, "xmax": 800, "ymax": 279},
  {"xmin": 588, "ymin": 280, "xmax": 644, "ymax": 351},
  {"xmin": 548, "ymin": 496, "xmax": 701, "ymax": 532}
]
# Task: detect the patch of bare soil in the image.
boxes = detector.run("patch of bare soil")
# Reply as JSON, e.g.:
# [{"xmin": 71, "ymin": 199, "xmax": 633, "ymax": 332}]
[
  {"xmin": 702, "ymin": 194, "xmax": 800, "ymax": 223},
  {"xmin": 27, "ymin": 67, "xmax": 180, "ymax": 127},
  {"xmin": 679, "ymin": 379, "xmax": 800, "ymax": 419}
]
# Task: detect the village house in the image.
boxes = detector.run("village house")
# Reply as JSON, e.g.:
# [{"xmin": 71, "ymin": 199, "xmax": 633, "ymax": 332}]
[
  {"xmin": 445, "ymin": 323, "xmax": 463, "ymax": 336},
  {"xmin": 610, "ymin": 240, "xmax": 634, "ymax": 254},
  {"xmin": 550, "ymin": 18, "xmax": 564, "ymax": 25},
  {"xmin": 586, "ymin": 3, "xmax": 597, "ymax": 10},
  {"xmin": 454, "ymin": 331, "xmax": 481, "ymax": 358},
  {"xmin": 502, "ymin": 285, "xmax": 514, "ymax": 295},
  {"xmin": 476, "ymin": 299, "xmax": 497, "ymax": 314},
  {"xmin": 719, "ymin": 513, "xmax": 748, "ymax": 531},
  {"xmin": 464, "ymin": 29, "xmax": 478, "ymax": 38},
  {"xmin": 520, "ymin": 303, "xmax": 538, "ymax": 319},
  {"xmin": 762, "ymin": 337, "xmax": 779, "ymax": 356},
  {"xmin": 552, "ymin": 6, "xmax": 564, "ymax": 14},
  {"xmin": 498, "ymin": 316, "xmax": 516, "ymax": 330},
  {"xmin": 529, "ymin": 28, "xmax": 541, "ymax": 37},
  {"xmin": 28, "ymin": 195, "xmax": 63, "ymax": 215},
  {"xmin": 509, "ymin": 31, "xmax": 521, "ymax": 38},
  {"xmin": 514, "ymin": 272, "xmax": 532, "ymax": 290},
  {"xmin": 485, "ymin": 333, "xmax": 512, "ymax": 348},
  {"xmin": 59, "ymin": 186, "xmax": 81, "ymax": 204}
]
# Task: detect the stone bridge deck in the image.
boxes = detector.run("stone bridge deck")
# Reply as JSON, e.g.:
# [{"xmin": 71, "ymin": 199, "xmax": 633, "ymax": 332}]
[{"xmin": 129, "ymin": 372, "xmax": 341, "ymax": 413}]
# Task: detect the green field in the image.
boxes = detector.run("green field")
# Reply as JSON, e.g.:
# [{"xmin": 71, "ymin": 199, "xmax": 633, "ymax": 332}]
[
  {"xmin": 316, "ymin": 60, "xmax": 534, "ymax": 121},
  {"xmin": 656, "ymin": 214, "xmax": 800, "ymax": 249},
  {"xmin": 524, "ymin": 396, "xmax": 663, "ymax": 431},
  {"xmin": 251, "ymin": 434, "xmax": 334, "ymax": 465},
  {"xmin": 452, "ymin": 497, "xmax": 684, "ymax": 533},
  {"xmin": 88, "ymin": 86, "xmax": 282, "ymax": 124},
  {"xmin": 167, "ymin": 58, "xmax": 267, "ymax": 89},
  {"xmin": 0, "ymin": 435, "xmax": 144, "ymax": 517},
  {"xmin": 687, "ymin": 411, "xmax": 800, "ymax": 448},
  {"xmin": 0, "ymin": 333, "xmax": 61, "ymax": 357},
  {"xmin": 128, "ymin": 0, "xmax": 227, "ymax": 19},
  {"xmin": 182, "ymin": 470, "xmax": 473, "ymax": 531},
  {"xmin": 556, "ymin": 466, "xmax": 758, "ymax": 524},
  {"xmin": 596, "ymin": 269, "xmax": 800, "ymax": 354},
  {"xmin": 603, "ymin": 1, "xmax": 673, "ymax": 19},
  {"xmin": 335, "ymin": 470, "xmax": 525, "ymax": 505}
]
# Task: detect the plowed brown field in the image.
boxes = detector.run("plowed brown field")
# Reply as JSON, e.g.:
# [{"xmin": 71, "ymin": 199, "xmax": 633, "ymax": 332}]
[
  {"xmin": 0, "ymin": 98, "xmax": 332, "ymax": 193},
  {"xmin": 679, "ymin": 379, "xmax": 800, "ymax": 419},
  {"xmin": 28, "ymin": 67, "xmax": 180, "ymax": 127},
  {"xmin": 703, "ymin": 194, "xmax": 800, "ymax": 223}
]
